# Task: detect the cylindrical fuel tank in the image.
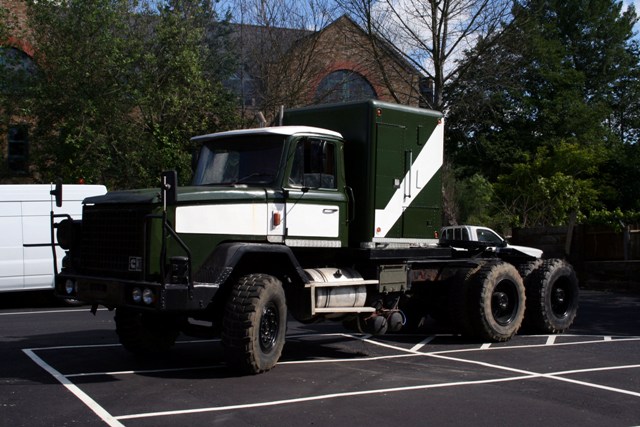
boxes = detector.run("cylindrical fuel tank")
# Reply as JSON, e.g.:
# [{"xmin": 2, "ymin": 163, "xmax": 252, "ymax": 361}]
[{"xmin": 305, "ymin": 268, "xmax": 367, "ymax": 308}]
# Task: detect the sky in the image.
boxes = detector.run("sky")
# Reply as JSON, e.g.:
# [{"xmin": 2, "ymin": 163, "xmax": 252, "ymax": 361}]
[
  {"xmin": 627, "ymin": 0, "xmax": 640, "ymax": 34},
  {"xmin": 212, "ymin": 0, "xmax": 640, "ymax": 36}
]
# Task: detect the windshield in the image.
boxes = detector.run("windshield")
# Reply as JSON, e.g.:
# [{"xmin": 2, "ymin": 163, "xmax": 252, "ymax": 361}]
[
  {"xmin": 192, "ymin": 134, "xmax": 285, "ymax": 186},
  {"xmin": 477, "ymin": 228, "xmax": 504, "ymax": 244}
]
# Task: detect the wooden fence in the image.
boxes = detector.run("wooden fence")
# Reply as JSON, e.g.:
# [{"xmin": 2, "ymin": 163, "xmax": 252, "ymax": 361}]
[{"xmin": 511, "ymin": 225, "xmax": 640, "ymax": 291}]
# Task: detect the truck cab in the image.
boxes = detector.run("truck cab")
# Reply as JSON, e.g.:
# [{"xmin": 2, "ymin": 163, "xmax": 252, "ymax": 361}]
[{"xmin": 187, "ymin": 126, "xmax": 349, "ymax": 249}]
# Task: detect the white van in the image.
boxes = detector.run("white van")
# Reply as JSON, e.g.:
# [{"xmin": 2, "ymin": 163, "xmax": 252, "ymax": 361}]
[{"xmin": 0, "ymin": 184, "xmax": 107, "ymax": 293}]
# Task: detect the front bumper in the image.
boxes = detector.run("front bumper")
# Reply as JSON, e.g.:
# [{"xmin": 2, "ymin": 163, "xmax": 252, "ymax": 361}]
[{"xmin": 55, "ymin": 272, "xmax": 219, "ymax": 312}]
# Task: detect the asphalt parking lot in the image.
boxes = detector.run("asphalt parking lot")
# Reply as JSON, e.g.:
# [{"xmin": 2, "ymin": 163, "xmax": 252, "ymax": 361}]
[{"xmin": 1, "ymin": 289, "xmax": 639, "ymax": 427}]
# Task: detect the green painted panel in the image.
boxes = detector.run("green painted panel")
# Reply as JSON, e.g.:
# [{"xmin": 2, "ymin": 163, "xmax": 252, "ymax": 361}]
[{"xmin": 375, "ymin": 123, "xmax": 405, "ymax": 211}]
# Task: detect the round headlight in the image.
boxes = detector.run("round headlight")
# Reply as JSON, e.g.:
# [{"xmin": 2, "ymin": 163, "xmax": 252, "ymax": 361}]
[
  {"xmin": 142, "ymin": 288, "xmax": 154, "ymax": 305},
  {"xmin": 132, "ymin": 287, "xmax": 142, "ymax": 303},
  {"xmin": 64, "ymin": 279, "xmax": 75, "ymax": 295},
  {"xmin": 56, "ymin": 219, "xmax": 79, "ymax": 250}
]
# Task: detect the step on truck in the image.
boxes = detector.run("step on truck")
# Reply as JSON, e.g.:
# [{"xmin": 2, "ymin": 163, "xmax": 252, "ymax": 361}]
[{"xmin": 52, "ymin": 100, "xmax": 579, "ymax": 374}]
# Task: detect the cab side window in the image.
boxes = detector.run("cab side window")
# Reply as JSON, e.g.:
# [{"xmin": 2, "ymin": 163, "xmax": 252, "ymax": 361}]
[{"xmin": 290, "ymin": 138, "xmax": 336, "ymax": 189}]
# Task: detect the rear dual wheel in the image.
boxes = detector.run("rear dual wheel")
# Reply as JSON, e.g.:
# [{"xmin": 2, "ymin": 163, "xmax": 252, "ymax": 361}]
[
  {"xmin": 456, "ymin": 262, "xmax": 526, "ymax": 342},
  {"xmin": 522, "ymin": 259, "xmax": 579, "ymax": 334}
]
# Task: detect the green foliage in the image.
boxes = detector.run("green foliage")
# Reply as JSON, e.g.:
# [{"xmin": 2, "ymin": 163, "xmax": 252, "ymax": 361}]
[
  {"xmin": 505, "ymin": 140, "xmax": 604, "ymax": 226},
  {"xmin": 586, "ymin": 208, "xmax": 640, "ymax": 230},
  {"xmin": 455, "ymin": 173, "xmax": 494, "ymax": 225},
  {"xmin": 23, "ymin": 0, "xmax": 238, "ymax": 189},
  {"xmin": 446, "ymin": 0, "xmax": 640, "ymax": 228}
]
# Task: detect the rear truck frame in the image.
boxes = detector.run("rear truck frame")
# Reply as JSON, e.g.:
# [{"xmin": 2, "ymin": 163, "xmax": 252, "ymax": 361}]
[{"xmin": 52, "ymin": 100, "xmax": 579, "ymax": 374}]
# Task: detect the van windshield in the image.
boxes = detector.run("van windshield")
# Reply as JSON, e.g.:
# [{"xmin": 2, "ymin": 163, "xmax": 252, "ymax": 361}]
[{"xmin": 192, "ymin": 135, "xmax": 285, "ymax": 186}]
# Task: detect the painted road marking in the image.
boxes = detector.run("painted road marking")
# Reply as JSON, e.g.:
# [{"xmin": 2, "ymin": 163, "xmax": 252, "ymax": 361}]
[
  {"xmin": 23, "ymin": 333, "xmax": 640, "ymax": 423},
  {"xmin": 0, "ymin": 308, "xmax": 108, "ymax": 316},
  {"xmin": 22, "ymin": 349, "xmax": 125, "ymax": 427}
]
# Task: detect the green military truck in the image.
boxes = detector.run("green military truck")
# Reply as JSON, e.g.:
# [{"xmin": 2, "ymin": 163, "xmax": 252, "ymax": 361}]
[{"xmin": 52, "ymin": 100, "xmax": 579, "ymax": 374}]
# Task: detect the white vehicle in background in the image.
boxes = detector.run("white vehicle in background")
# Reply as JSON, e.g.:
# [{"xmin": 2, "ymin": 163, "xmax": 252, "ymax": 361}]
[
  {"xmin": 439, "ymin": 225, "xmax": 543, "ymax": 259},
  {"xmin": 0, "ymin": 184, "xmax": 107, "ymax": 297}
]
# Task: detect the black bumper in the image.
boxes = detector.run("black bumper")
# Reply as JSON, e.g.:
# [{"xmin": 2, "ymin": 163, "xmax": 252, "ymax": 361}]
[{"xmin": 54, "ymin": 272, "xmax": 219, "ymax": 311}]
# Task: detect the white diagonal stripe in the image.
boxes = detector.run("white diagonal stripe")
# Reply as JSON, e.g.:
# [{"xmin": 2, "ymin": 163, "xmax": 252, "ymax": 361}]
[{"xmin": 374, "ymin": 120, "xmax": 444, "ymax": 237}]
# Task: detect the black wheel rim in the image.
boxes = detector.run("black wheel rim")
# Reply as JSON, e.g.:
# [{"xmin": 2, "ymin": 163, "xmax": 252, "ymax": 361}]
[
  {"xmin": 259, "ymin": 302, "xmax": 279, "ymax": 352},
  {"xmin": 492, "ymin": 280, "xmax": 519, "ymax": 326},
  {"xmin": 550, "ymin": 279, "xmax": 571, "ymax": 318}
]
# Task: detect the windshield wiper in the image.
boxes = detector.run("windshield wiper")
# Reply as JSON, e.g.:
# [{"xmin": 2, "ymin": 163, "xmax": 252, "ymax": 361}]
[{"xmin": 235, "ymin": 172, "xmax": 275, "ymax": 184}]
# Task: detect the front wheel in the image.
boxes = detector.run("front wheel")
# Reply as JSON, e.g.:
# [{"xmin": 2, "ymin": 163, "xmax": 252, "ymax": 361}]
[{"xmin": 222, "ymin": 274, "xmax": 287, "ymax": 374}]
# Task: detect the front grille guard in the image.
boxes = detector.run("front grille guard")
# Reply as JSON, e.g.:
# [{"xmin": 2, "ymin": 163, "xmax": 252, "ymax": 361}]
[
  {"xmin": 144, "ymin": 211, "xmax": 193, "ymax": 296},
  {"xmin": 49, "ymin": 173, "xmax": 194, "ymax": 298}
]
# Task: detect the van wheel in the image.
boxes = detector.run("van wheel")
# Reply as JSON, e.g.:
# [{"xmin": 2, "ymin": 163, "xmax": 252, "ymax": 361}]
[
  {"xmin": 466, "ymin": 262, "xmax": 525, "ymax": 342},
  {"xmin": 58, "ymin": 296, "xmax": 85, "ymax": 307},
  {"xmin": 523, "ymin": 259, "xmax": 579, "ymax": 334},
  {"xmin": 222, "ymin": 274, "xmax": 287, "ymax": 374},
  {"xmin": 115, "ymin": 308, "xmax": 179, "ymax": 354}
]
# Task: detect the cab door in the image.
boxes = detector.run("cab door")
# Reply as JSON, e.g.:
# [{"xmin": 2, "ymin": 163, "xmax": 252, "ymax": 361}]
[{"xmin": 283, "ymin": 137, "xmax": 347, "ymax": 247}]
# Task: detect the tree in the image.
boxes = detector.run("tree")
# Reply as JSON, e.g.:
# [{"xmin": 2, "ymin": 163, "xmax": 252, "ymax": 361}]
[
  {"xmin": 24, "ymin": 0, "xmax": 238, "ymax": 188},
  {"xmin": 336, "ymin": 0, "xmax": 513, "ymax": 111},
  {"xmin": 447, "ymin": 0, "xmax": 639, "ymax": 227},
  {"xmin": 217, "ymin": 0, "xmax": 335, "ymax": 124}
]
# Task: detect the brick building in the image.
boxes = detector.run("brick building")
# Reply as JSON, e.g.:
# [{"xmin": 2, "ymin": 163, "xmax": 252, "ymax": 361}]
[
  {"xmin": 230, "ymin": 15, "xmax": 428, "ymax": 126},
  {"xmin": 0, "ymin": 1, "xmax": 426, "ymax": 182},
  {"xmin": 1, "ymin": 0, "xmax": 35, "ymax": 181}
]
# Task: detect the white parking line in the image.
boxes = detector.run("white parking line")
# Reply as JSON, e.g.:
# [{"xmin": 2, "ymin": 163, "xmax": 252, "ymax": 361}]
[
  {"xmin": 23, "ymin": 333, "xmax": 640, "ymax": 423},
  {"xmin": 355, "ymin": 335, "xmax": 640, "ymax": 398},
  {"xmin": 22, "ymin": 349, "xmax": 125, "ymax": 427},
  {"xmin": 0, "ymin": 308, "xmax": 107, "ymax": 316},
  {"xmin": 115, "ymin": 374, "xmax": 540, "ymax": 421},
  {"xmin": 410, "ymin": 336, "xmax": 436, "ymax": 351}
]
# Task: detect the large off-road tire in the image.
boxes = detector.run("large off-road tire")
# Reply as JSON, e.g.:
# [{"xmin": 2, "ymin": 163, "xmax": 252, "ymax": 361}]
[
  {"xmin": 522, "ymin": 259, "xmax": 579, "ymax": 334},
  {"xmin": 448, "ymin": 265, "xmax": 483, "ymax": 336},
  {"xmin": 222, "ymin": 274, "xmax": 287, "ymax": 374},
  {"xmin": 466, "ymin": 262, "xmax": 526, "ymax": 342},
  {"xmin": 516, "ymin": 260, "xmax": 543, "ymax": 281},
  {"xmin": 115, "ymin": 308, "xmax": 180, "ymax": 354}
]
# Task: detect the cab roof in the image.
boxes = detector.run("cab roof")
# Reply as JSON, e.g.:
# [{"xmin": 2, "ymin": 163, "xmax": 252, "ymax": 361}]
[{"xmin": 191, "ymin": 126, "xmax": 343, "ymax": 143}]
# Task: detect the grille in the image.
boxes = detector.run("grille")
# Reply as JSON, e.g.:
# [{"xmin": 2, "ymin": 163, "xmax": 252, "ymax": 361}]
[{"xmin": 80, "ymin": 206, "xmax": 151, "ymax": 279}]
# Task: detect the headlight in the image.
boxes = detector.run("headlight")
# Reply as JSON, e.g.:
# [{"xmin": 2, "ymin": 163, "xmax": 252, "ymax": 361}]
[
  {"xmin": 56, "ymin": 219, "xmax": 80, "ymax": 250},
  {"xmin": 132, "ymin": 287, "xmax": 142, "ymax": 303},
  {"xmin": 64, "ymin": 279, "xmax": 76, "ymax": 295},
  {"xmin": 142, "ymin": 288, "xmax": 155, "ymax": 305}
]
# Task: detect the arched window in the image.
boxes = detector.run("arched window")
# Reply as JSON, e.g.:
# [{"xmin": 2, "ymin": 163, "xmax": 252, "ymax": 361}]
[
  {"xmin": 314, "ymin": 70, "xmax": 376, "ymax": 104},
  {"xmin": 0, "ymin": 47, "xmax": 36, "ymax": 93}
]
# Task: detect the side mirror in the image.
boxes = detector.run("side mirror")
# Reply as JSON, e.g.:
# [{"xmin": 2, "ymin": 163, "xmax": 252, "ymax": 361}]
[
  {"xmin": 161, "ymin": 170, "xmax": 178, "ymax": 206},
  {"xmin": 50, "ymin": 179, "xmax": 63, "ymax": 208}
]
